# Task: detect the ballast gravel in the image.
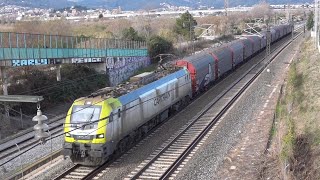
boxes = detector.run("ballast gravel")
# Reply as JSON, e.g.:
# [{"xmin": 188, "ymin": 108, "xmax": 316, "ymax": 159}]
[{"xmin": 0, "ymin": 136, "xmax": 64, "ymax": 179}]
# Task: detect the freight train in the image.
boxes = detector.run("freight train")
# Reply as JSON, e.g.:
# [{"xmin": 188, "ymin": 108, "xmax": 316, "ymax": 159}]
[{"xmin": 63, "ymin": 24, "xmax": 293, "ymax": 166}]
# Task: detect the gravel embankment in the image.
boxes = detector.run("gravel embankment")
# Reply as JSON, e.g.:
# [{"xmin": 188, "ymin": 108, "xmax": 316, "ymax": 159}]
[{"xmin": 175, "ymin": 33, "xmax": 304, "ymax": 180}]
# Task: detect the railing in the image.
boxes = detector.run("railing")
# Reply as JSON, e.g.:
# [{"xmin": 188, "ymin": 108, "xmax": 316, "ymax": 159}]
[
  {"xmin": 0, "ymin": 32, "xmax": 148, "ymax": 61},
  {"xmin": 0, "ymin": 32, "xmax": 147, "ymax": 49}
]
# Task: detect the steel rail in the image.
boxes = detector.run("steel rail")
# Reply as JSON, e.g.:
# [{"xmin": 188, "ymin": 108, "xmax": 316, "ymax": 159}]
[{"xmin": 130, "ymin": 29, "xmax": 303, "ymax": 180}]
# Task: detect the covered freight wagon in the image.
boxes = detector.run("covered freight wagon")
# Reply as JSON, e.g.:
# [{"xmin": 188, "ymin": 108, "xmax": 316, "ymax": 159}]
[
  {"xmin": 240, "ymin": 38, "xmax": 254, "ymax": 60},
  {"xmin": 209, "ymin": 46, "xmax": 233, "ymax": 77},
  {"xmin": 176, "ymin": 52, "xmax": 216, "ymax": 94},
  {"xmin": 246, "ymin": 36, "xmax": 262, "ymax": 54},
  {"xmin": 228, "ymin": 40, "xmax": 244, "ymax": 67}
]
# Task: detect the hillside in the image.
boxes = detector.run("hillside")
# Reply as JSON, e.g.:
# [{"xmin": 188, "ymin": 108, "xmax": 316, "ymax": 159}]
[
  {"xmin": 260, "ymin": 37, "xmax": 320, "ymax": 179},
  {"xmin": 0, "ymin": 0, "xmax": 313, "ymax": 10}
]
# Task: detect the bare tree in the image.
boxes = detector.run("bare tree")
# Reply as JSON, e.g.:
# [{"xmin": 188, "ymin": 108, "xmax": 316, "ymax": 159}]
[
  {"xmin": 251, "ymin": 2, "xmax": 273, "ymax": 19},
  {"xmin": 14, "ymin": 20, "xmax": 71, "ymax": 35}
]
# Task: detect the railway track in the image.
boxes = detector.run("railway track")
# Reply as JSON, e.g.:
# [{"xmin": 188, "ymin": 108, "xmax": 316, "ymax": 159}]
[
  {"xmin": 54, "ymin": 160, "xmax": 113, "ymax": 180},
  {"xmin": 53, "ymin": 29, "xmax": 304, "ymax": 180},
  {"xmin": 6, "ymin": 150, "xmax": 62, "ymax": 180},
  {"xmin": 54, "ymin": 164, "xmax": 96, "ymax": 180},
  {"xmin": 124, "ymin": 30, "xmax": 304, "ymax": 180},
  {"xmin": 52, "ymin": 28, "xmax": 304, "ymax": 180},
  {"xmin": 4, "ymin": 25, "xmax": 304, "ymax": 180},
  {"xmin": 0, "ymin": 114, "xmax": 64, "ymax": 162}
]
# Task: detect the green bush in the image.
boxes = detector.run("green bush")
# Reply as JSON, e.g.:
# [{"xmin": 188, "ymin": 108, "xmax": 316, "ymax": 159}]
[
  {"xmin": 122, "ymin": 27, "xmax": 145, "ymax": 41},
  {"xmin": 307, "ymin": 11, "xmax": 314, "ymax": 31},
  {"xmin": 147, "ymin": 35, "xmax": 173, "ymax": 63}
]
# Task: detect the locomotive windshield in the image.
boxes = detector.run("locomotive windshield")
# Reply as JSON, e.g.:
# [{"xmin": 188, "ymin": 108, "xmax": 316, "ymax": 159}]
[{"xmin": 71, "ymin": 105, "xmax": 102, "ymax": 128}]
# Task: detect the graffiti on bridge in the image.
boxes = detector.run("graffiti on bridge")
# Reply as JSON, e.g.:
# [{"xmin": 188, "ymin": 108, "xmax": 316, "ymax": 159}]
[
  {"xmin": 11, "ymin": 59, "xmax": 63, "ymax": 67},
  {"xmin": 106, "ymin": 56, "xmax": 150, "ymax": 86},
  {"xmin": 71, "ymin": 58, "xmax": 102, "ymax": 63}
]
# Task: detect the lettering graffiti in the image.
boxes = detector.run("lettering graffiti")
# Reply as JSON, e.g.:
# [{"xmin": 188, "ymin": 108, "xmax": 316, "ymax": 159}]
[
  {"xmin": 12, "ymin": 59, "xmax": 48, "ymax": 67},
  {"xmin": 154, "ymin": 92, "xmax": 171, "ymax": 106},
  {"xmin": 106, "ymin": 56, "xmax": 151, "ymax": 86},
  {"xmin": 71, "ymin": 58, "xmax": 102, "ymax": 63}
]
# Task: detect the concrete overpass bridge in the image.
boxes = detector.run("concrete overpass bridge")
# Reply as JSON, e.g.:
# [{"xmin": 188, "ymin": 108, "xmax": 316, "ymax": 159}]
[{"xmin": 0, "ymin": 31, "xmax": 150, "ymax": 95}]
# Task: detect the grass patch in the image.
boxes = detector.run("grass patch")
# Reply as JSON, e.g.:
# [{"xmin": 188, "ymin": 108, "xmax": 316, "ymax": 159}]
[
  {"xmin": 280, "ymin": 117, "xmax": 296, "ymax": 161},
  {"xmin": 270, "ymin": 38, "xmax": 320, "ymax": 179}
]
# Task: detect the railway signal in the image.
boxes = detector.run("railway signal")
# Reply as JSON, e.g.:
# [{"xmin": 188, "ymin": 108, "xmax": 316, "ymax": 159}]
[{"xmin": 33, "ymin": 104, "xmax": 49, "ymax": 144}]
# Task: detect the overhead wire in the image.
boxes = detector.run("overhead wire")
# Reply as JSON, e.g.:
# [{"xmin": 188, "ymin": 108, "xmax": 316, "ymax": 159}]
[
  {"xmin": 49, "ymin": 74, "xmax": 192, "ymax": 139},
  {"xmin": 15, "ymin": 48, "xmax": 151, "ymax": 96},
  {"xmin": 0, "ymin": 102, "xmax": 34, "ymax": 118},
  {"xmin": 0, "ymin": 73, "xmax": 191, "ymax": 167},
  {"xmin": 0, "ymin": 25, "xmax": 297, "ymax": 168}
]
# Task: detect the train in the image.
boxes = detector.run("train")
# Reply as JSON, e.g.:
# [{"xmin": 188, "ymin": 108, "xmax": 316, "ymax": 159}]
[{"xmin": 63, "ymin": 24, "xmax": 293, "ymax": 166}]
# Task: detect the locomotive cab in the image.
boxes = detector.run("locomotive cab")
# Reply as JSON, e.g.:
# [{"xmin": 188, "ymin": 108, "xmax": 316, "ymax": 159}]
[{"xmin": 63, "ymin": 97, "xmax": 121, "ymax": 166}]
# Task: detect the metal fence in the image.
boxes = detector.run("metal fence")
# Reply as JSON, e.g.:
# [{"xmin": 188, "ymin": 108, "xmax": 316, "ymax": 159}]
[{"xmin": 0, "ymin": 32, "xmax": 147, "ymax": 49}]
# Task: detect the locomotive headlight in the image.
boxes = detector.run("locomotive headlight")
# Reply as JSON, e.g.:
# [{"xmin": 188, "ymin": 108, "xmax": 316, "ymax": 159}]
[
  {"xmin": 65, "ymin": 133, "xmax": 71, "ymax": 137},
  {"xmin": 96, "ymin": 133, "xmax": 104, "ymax": 138}
]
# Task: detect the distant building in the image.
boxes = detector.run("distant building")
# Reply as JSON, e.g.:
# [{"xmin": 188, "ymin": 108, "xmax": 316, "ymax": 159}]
[
  {"xmin": 71, "ymin": 8, "xmax": 77, "ymax": 16},
  {"xmin": 111, "ymin": 6, "xmax": 122, "ymax": 14}
]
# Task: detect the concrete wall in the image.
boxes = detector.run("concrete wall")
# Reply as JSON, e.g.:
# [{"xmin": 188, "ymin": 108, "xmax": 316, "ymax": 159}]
[
  {"xmin": 64, "ymin": 56, "xmax": 150, "ymax": 86},
  {"xmin": 106, "ymin": 56, "xmax": 150, "ymax": 86}
]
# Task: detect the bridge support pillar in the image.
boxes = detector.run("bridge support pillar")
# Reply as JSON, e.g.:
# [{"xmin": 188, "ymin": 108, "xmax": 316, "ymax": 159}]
[
  {"xmin": 0, "ymin": 66, "xmax": 9, "ymax": 118},
  {"xmin": 56, "ymin": 65, "xmax": 61, "ymax": 82}
]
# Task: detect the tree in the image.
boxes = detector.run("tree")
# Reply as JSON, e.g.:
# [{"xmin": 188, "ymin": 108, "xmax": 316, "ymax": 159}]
[
  {"xmin": 122, "ymin": 27, "xmax": 145, "ymax": 41},
  {"xmin": 158, "ymin": 29, "xmax": 177, "ymax": 43},
  {"xmin": 147, "ymin": 35, "xmax": 173, "ymax": 63},
  {"xmin": 307, "ymin": 11, "xmax": 314, "ymax": 31},
  {"xmin": 174, "ymin": 11, "xmax": 197, "ymax": 40},
  {"xmin": 250, "ymin": 2, "xmax": 272, "ymax": 19}
]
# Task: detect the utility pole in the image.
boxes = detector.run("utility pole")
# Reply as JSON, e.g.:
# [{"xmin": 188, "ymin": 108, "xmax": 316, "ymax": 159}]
[
  {"xmin": 315, "ymin": 0, "xmax": 319, "ymax": 48},
  {"xmin": 184, "ymin": 14, "xmax": 194, "ymax": 54},
  {"xmin": 1, "ymin": 67, "xmax": 9, "ymax": 118},
  {"xmin": 286, "ymin": 4, "xmax": 291, "ymax": 23},
  {"xmin": 224, "ymin": 0, "xmax": 228, "ymax": 16},
  {"xmin": 189, "ymin": 15, "xmax": 195, "ymax": 54},
  {"xmin": 266, "ymin": 22, "xmax": 271, "ymax": 58}
]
